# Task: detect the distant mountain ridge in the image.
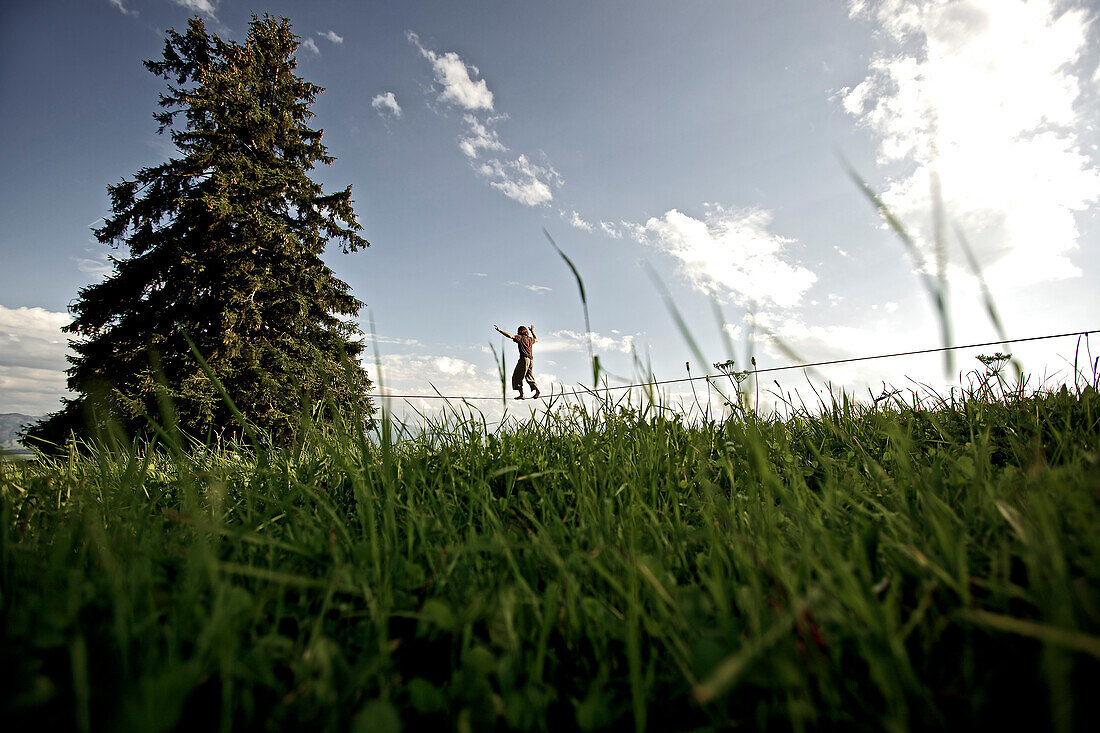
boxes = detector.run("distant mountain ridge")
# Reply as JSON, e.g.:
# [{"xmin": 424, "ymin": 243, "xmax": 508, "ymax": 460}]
[{"xmin": 1, "ymin": 413, "xmax": 40, "ymax": 450}]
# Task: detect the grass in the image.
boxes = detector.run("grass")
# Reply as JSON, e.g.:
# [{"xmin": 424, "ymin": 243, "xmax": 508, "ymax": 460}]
[{"xmin": 2, "ymin": 362, "xmax": 1099, "ymax": 732}]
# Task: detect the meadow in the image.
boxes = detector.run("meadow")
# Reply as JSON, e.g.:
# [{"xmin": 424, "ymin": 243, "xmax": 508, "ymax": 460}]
[{"xmin": 2, "ymin": 358, "xmax": 1099, "ymax": 732}]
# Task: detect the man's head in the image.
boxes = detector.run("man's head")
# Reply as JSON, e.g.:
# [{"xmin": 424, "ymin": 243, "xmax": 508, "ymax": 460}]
[{"xmin": 517, "ymin": 326, "xmax": 528, "ymax": 336}]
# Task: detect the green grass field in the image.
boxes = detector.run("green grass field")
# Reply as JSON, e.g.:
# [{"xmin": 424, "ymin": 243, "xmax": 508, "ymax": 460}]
[{"xmin": 2, "ymin": 370, "xmax": 1099, "ymax": 731}]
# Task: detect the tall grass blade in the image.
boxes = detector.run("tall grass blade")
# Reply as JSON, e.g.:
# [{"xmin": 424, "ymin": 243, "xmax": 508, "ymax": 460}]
[
  {"xmin": 645, "ymin": 264, "xmax": 708, "ymax": 373},
  {"xmin": 957, "ymin": 610, "xmax": 1100, "ymax": 660},
  {"xmin": 954, "ymin": 224, "xmax": 1023, "ymax": 380},
  {"xmin": 544, "ymin": 228, "xmax": 600, "ymax": 387},
  {"xmin": 930, "ymin": 169, "xmax": 954, "ymax": 373},
  {"xmin": 842, "ymin": 158, "xmax": 954, "ymax": 377},
  {"xmin": 489, "ymin": 340, "xmax": 507, "ymax": 404}
]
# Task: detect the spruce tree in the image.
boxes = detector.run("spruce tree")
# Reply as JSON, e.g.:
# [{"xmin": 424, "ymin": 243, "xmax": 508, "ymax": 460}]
[{"xmin": 29, "ymin": 15, "xmax": 373, "ymax": 446}]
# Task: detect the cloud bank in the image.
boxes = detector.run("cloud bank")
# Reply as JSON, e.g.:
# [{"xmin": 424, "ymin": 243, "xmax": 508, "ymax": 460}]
[
  {"xmin": 109, "ymin": 0, "xmax": 137, "ymax": 16},
  {"xmin": 564, "ymin": 210, "xmax": 593, "ymax": 232},
  {"xmin": 842, "ymin": 0, "xmax": 1100, "ymax": 288},
  {"xmin": 478, "ymin": 155, "xmax": 561, "ymax": 207},
  {"xmin": 507, "ymin": 281, "xmax": 553, "ymax": 295},
  {"xmin": 459, "ymin": 115, "xmax": 507, "ymax": 158},
  {"xmin": 172, "ymin": 0, "xmax": 218, "ymax": 19},
  {"xmin": 73, "ymin": 248, "xmax": 113, "ymax": 278},
  {"xmin": 371, "ymin": 92, "xmax": 403, "ymax": 118},
  {"xmin": 408, "ymin": 32, "xmax": 562, "ymax": 207},
  {"xmin": 537, "ymin": 330, "xmax": 637, "ymax": 355},
  {"xmin": 407, "ymin": 32, "xmax": 494, "ymax": 111},
  {"xmin": 631, "ymin": 205, "xmax": 818, "ymax": 309},
  {"xmin": 0, "ymin": 305, "xmax": 72, "ymax": 415},
  {"xmin": 300, "ymin": 37, "xmax": 321, "ymax": 56}
]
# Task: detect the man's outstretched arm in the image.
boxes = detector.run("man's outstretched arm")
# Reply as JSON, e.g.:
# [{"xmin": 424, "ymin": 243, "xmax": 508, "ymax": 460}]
[
  {"xmin": 494, "ymin": 324, "xmax": 514, "ymax": 339},
  {"xmin": 529, "ymin": 325, "xmax": 537, "ymax": 341}
]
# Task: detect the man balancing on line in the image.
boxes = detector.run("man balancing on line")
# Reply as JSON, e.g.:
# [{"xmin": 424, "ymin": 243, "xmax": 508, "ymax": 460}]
[{"xmin": 494, "ymin": 324, "xmax": 541, "ymax": 400}]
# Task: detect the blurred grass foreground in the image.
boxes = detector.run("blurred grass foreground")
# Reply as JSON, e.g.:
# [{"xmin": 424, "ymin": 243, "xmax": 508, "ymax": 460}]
[{"xmin": 2, "ymin": 365, "xmax": 1099, "ymax": 731}]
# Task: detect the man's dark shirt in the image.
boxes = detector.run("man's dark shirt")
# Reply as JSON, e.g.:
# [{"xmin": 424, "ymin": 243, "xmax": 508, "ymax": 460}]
[{"xmin": 513, "ymin": 334, "xmax": 536, "ymax": 360}]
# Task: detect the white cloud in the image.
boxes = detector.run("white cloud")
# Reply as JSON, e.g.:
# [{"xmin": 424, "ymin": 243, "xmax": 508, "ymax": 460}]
[
  {"xmin": 370, "ymin": 353, "xmax": 504, "ymax": 407},
  {"xmin": 374, "ymin": 354, "xmax": 479, "ymax": 384},
  {"xmin": 475, "ymin": 147, "xmax": 563, "ymax": 206},
  {"xmin": 371, "ymin": 92, "xmax": 403, "ymax": 118},
  {"xmin": 507, "ymin": 281, "xmax": 552, "ymax": 295},
  {"xmin": 842, "ymin": 79, "xmax": 871, "ymax": 117},
  {"xmin": 0, "ymin": 306, "xmax": 73, "ymax": 415},
  {"xmin": 632, "ymin": 204, "xmax": 818, "ymax": 309},
  {"xmin": 842, "ymin": 0, "xmax": 1100, "ymax": 289},
  {"xmin": 565, "ymin": 210, "xmax": 593, "ymax": 231},
  {"xmin": 537, "ymin": 329, "xmax": 636, "ymax": 355},
  {"xmin": 745, "ymin": 310, "xmax": 926, "ymax": 386},
  {"xmin": 0, "ymin": 306, "xmax": 71, "ymax": 370},
  {"xmin": 734, "ymin": 309, "xmax": 1072, "ymax": 413},
  {"xmin": 406, "ymin": 31, "xmax": 567, "ymax": 207},
  {"xmin": 478, "ymin": 155, "xmax": 562, "ymax": 207},
  {"xmin": 301, "ymin": 37, "xmax": 321, "ymax": 57},
  {"xmin": 459, "ymin": 114, "xmax": 506, "ymax": 157},
  {"xmin": 0, "ymin": 366, "xmax": 70, "ymax": 417},
  {"xmin": 318, "ymin": 30, "xmax": 343, "ymax": 44},
  {"xmin": 172, "ymin": 0, "xmax": 217, "ymax": 18},
  {"xmin": 407, "ymin": 32, "xmax": 494, "ymax": 111},
  {"xmin": 73, "ymin": 248, "xmax": 113, "ymax": 278},
  {"xmin": 599, "ymin": 221, "xmax": 623, "ymax": 239},
  {"xmin": 433, "ymin": 356, "xmax": 477, "ymax": 377},
  {"xmin": 363, "ymin": 333, "xmax": 422, "ymax": 347},
  {"xmin": 109, "ymin": 0, "xmax": 137, "ymax": 16},
  {"xmin": 748, "ymin": 321, "xmax": 892, "ymax": 411},
  {"xmin": 368, "ymin": 350, "xmax": 577, "ymax": 426}
]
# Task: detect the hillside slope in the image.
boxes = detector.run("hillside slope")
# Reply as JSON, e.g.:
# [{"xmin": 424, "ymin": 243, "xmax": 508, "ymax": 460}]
[{"xmin": 0, "ymin": 413, "xmax": 38, "ymax": 449}]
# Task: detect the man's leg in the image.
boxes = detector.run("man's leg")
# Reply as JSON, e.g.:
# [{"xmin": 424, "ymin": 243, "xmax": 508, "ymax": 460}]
[
  {"xmin": 525, "ymin": 360, "xmax": 540, "ymax": 398},
  {"xmin": 511, "ymin": 358, "xmax": 526, "ymax": 398}
]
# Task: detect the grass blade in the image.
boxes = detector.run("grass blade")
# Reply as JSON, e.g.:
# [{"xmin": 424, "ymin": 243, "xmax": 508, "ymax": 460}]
[{"xmin": 544, "ymin": 228, "xmax": 600, "ymax": 387}]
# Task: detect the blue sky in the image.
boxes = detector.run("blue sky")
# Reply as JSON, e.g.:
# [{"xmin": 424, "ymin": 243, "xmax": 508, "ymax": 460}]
[{"xmin": 2, "ymin": 0, "xmax": 1099, "ymax": 421}]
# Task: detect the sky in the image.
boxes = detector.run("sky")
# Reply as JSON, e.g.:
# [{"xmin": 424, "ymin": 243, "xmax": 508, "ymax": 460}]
[{"xmin": 2, "ymin": 0, "xmax": 1099, "ymax": 425}]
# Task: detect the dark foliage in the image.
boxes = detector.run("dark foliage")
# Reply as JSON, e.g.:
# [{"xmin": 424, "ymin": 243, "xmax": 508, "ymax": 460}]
[{"xmin": 28, "ymin": 15, "xmax": 373, "ymax": 447}]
